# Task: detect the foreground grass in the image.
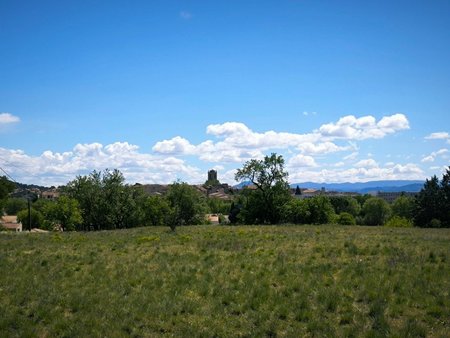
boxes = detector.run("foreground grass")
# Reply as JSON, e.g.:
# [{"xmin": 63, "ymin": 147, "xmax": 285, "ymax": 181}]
[{"xmin": 0, "ymin": 225, "xmax": 449, "ymax": 337}]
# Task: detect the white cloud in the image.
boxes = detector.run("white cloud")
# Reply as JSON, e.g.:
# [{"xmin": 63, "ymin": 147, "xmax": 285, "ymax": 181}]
[
  {"xmin": 317, "ymin": 113, "xmax": 409, "ymax": 140},
  {"xmin": 425, "ymin": 132, "xmax": 449, "ymax": 140},
  {"xmin": 152, "ymin": 136, "xmax": 196, "ymax": 155},
  {"xmin": 355, "ymin": 159, "xmax": 379, "ymax": 168},
  {"xmin": 421, "ymin": 148, "xmax": 448, "ymax": 163},
  {"xmin": 297, "ymin": 142, "xmax": 350, "ymax": 155},
  {"xmin": 302, "ymin": 111, "xmax": 317, "ymax": 116},
  {"xmin": 153, "ymin": 114, "xmax": 407, "ymax": 164},
  {"xmin": 343, "ymin": 152, "xmax": 359, "ymax": 161},
  {"xmin": 288, "ymin": 154, "xmax": 317, "ymax": 168},
  {"xmin": 0, "ymin": 142, "xmax": 204, "ymax": 186},
  {"xmin": 0, "ymin": 113, "xmax": 20, "ymax": 124},
  {"xmin": 289, "ymin": 163, "xmax": 424, "ymax": 183}
]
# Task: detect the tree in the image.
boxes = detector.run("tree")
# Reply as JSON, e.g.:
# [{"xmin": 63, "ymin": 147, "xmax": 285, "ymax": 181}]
[
  {"xmin": 329, "ymin": 196, "xmax": 361, "ymax": 217},
  {"xmin": 142, "ymin": 195, "xmax": 171, "ymax": 226},
  {"xmin": 415, "ymin": 167, "xmax": 450, "ymax": 227},
  {"xmin": 44, "ymin": 195, "xmax": 83, "ymax": 231},
  {"xmin": 235, "ymin": 153, "xmax": 290, "ymax": 224},
  {"xmin": 166, "ymin": 181, "xmax": 205, "ymax": 229},
  {"xmin": 65, "ymin": 169, "xmax": 145, "ymax": 230},
  {"xmin": 305, "ymin": 196, "xmax": 336, "ymax": 224},
  {"xmin": 0, "ymin": 176, "xmax": 15, "ymax": 200},
  {"xmin": 282, "ymin": 198, "xmax": 310, "ymax": 224},
  {"xmin": 4, "ymin": 198, "xmax": 27, "ymax": 215},
  {"xmin": 362, "ymin": 197, "xmax": 391, "ymax": 226},
  {"xmin": 0, "ymin": 176, "xmax": 15, "ymax": 211},
  {"xmin": 391, "ymin": 195, "xmax": 415, "ymax": 220},
  {"xmin": 337, "ymin": 212, "xmax": 356, "ymax": 225},
  {"xmin": 17, "ymin": 208, "xmax": 44, "ymax": 230}
]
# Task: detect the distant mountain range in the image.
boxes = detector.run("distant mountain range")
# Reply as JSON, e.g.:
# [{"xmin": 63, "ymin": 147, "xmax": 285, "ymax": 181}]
[
  {"xmin": 291, "ymin": 180, "xmax": 425, "ymax": 193},
  {"xmin": 235, "ymin": 180, "xmax": 425, "ymax": 193}
]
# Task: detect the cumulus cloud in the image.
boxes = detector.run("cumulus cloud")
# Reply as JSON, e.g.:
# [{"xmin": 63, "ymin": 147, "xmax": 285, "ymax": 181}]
[
  {"xmin": 152, "ymin": 136, "xmax": 196, "ymax": 155},
  {"xmin": 0, "ymin": 113, "xmax": 20, "ymax": 124},
  {"xmin": 421, "ymin": 148, "xmax": 448, "ymax": 163},
  {"xmin": 289, "ymin": 163, "xmax": 424, "ymax": 183},
  {"xmin": 355, "ymin": 159, "xmax": 379, "ymax": 168},
  {"xmin": 425, "ymin": 132, "xmax": 450, "ymax": 144},
  {"xmin": 0, "ymin": 142, "xmax": 203, "ymax": 186},
  {"xmin": 425, "ymin": 132, "xmax": 449, "ymax": 140},
  {"xmin": 318, "ymin": 113, "xmax": 409, "ymax": 140},
  {"xmin": 288, "ymin": 154, "xmax": 317, "ymax": 168},
  {"xmin": 152, "ymin": 114, "xmax": 407, "ymax": 163}
]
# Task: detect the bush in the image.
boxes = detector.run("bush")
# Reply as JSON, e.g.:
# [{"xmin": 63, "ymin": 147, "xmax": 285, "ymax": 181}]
[
  {"xmin": 428, "ymin": 218, "xmax": 442, "ymax": 228},
  {"xmin": 385, "ymin": 216, "xmax": 413, "ymax": 228},
  {"xmin": 17, "ymin": 208, "xmax": 44, "ymax": 230},
  {"xmin": 362, "ymin": 197, "xmax": 391, "ymax": 225},
  {"xmin": 4, "ymin": 198, "xmax": 28, "ymax": 215},
  {"xmin": 337, "ymin": 212, "xmax": 356, "ymax": 225}
]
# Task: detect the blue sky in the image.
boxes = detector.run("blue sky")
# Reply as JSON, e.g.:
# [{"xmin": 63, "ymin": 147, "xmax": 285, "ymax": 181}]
[{"xmin": 1, "ymin": 0, "xmax": 449, "ymax": 186}]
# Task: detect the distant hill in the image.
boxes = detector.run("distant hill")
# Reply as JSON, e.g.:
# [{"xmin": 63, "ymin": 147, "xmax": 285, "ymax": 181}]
[{"xmin": 289, "ymin": 180, "xmax": 424, "ymax": 193}]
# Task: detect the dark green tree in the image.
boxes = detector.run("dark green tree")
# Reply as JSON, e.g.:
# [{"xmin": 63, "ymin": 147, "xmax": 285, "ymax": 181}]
[
  {"xmin": 282, "ymin": 198, "xmax": 310, "ymax": 224},
  {"xmin": 329, "ymin": 196, "xmax": 361, "ymax": 217},
  {"xmin": 4, "ymin": 198, "xmax": 27, "ymax": 215},
  {"xmin": 0, "ymin": 176, "xmax": 16, "ymax": 211},
  {"xmin": 391, "ymin": 195, "xmax": 415, "ymax": 220},
  {"xmin": 43, "ymin": 195, "xmax": 83, "ymax": 231},
  {"xmin": 142, "ymin": 195, "xmax": 171, "ymax": 226},
  {"xmin": 337, "ymin": 212, "xmax": 356, "ymax": 225},
  {"xmin": 415, "ymin": 167, "xmax": 450, "ymax": 227},
  {"xmin": 166, "ymin": 181, "xmax": 205, "ymax": 230},
  {"xmin": 305, "ymin": 196, "xmax": 336, "ymax": 224},
  {"xmin": 65, "ymin": 169, "xmax": 145, "ymax": 230},
  {"xmin": 235, "ymin": 153, "xmax": 291, "ymax": 224},
  {"xmin": 362, "ymin": 197, "xmax": 391, "ymax": 225},
  {"xmin": 17, "ymin": 208, "xmax": 44, "ymax": 230}
]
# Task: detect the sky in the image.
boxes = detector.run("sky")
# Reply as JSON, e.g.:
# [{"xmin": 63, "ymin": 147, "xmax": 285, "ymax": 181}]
[{"xmin": 1, "ymin": 0, "xmax": 449, "ymax": 186}]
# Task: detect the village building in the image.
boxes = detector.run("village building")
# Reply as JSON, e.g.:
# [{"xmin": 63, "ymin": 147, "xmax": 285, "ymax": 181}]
[{"xmin": 0, "ymin": 215, "xmax": 22, "ymax": 232}]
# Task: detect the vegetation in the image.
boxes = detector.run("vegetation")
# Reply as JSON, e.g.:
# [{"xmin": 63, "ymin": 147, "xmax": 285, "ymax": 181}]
[
  {"xmin": 361, "ymin": 197, "xmax": 391, "ymax": 226},
  {"xmin": 0, "ymin": 176, "xmax": 16, "ymax": 211},
  {"xmin": 2, "ymin": 161, "xmax": 449, "ymax": 230},
  {"xmin": 4, "ymin": 198, "xmax": 27, "ymax": 215},
  {"xmin": 165, "ymin": 181, "xmax": 206, "ymax": 230},
  {"xmin": 235, "ymin": 153, "xmax": 291, "ymax": 224},
  {"xmin": 415, "ymin": 167, "xmax": 450, "ymax": 227},
  {"xmin": 0, "ymin": 225, "xmax": 448, "ymax": 337}
]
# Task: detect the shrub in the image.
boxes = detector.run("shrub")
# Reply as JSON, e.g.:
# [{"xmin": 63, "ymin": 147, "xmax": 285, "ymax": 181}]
[
  {"xmin": 385, "ymin": 216, "xmax": 413, "ymax": 228},
  {"xmin": 337, "ymin": 212, "xmax": 356, "ymax": 225}
]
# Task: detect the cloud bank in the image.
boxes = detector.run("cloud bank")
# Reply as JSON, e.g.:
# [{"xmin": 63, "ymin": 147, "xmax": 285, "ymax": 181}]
[{"xmin": 0, "ymin": 113, "xmax": 428, "ymax": 186}]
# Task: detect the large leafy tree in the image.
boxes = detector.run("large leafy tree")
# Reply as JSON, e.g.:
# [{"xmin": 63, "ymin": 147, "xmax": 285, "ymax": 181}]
[
  {"xmin": 0, "ymin": 176, "xmax": 16, "ymax": 211},
  {"xmin": 235, "ymin": 153, "xmax": 291, "ymax": 224},
  {"xmin": 362, "ymin": 197, "xmax": 391, "ymax": 226},
  {"xmin": 415, "ymin": 167, "xmax": 450, "ymax": 227},
  {"xmin": 142, "ymin": 195, "xmax": 171, "ymax": 226},
  {"xmin": 166, "ymin": 181, "xmax": 205, "ymax": 230},
  {"xmin": 4, "ymin": 198, "xmax": 27, "ymax": 215},
  {"xmin": 44, "ymin": 196, "xmax": 83, "ymax": 231},
  {"xmin": 391, "ymin": 195, "xmax": 415, "ymax": 220},
  {"xmin": 65, "ymin": 169, "xmax": 144, "ymax": 230},
  {"xmin": 329, "ymin": 196, "xmax": 361, "ymax": 217}
]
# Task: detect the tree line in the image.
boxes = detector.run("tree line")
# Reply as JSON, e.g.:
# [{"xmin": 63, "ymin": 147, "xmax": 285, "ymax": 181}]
[{"xmin": 1, "ymin": 154, "xmax": 449, "ymax": 231}]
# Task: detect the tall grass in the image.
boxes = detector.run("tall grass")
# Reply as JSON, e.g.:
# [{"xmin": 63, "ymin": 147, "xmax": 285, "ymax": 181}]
[{"xmin": 0, "ymin": 225, "xmax": 449, "ymax": 337}]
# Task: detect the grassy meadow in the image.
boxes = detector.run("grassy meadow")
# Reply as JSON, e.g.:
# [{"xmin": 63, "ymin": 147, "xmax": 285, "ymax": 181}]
[{"xmin": 0, "ymin": 225, "xmax": 449, "ymax": 337}]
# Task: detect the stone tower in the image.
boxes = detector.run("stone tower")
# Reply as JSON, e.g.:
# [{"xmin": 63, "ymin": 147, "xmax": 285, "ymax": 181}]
[{"xmin": 208, "ymin": 169, "xmax": 217, "ymax": 182}]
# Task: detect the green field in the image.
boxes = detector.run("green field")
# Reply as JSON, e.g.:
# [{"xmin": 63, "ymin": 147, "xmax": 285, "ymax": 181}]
[{"xmin": 1, "ymin": 226, "xmax": 449, "ymax": 337}]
